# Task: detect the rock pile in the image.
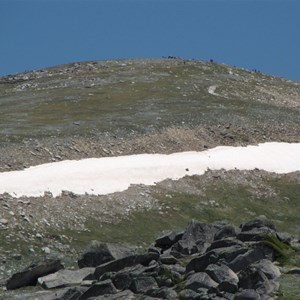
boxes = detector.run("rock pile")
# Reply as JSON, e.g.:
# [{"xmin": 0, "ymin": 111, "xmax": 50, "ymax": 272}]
[{"xmin": 3, "ymin": 217, "xmax": 299, "ymax": 299}]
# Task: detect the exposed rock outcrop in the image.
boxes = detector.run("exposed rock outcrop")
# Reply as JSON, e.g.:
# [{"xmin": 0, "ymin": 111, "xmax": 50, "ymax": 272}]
[{"xmin": 4, "ymin": 217, "xmax": 297, "ymax": 299}]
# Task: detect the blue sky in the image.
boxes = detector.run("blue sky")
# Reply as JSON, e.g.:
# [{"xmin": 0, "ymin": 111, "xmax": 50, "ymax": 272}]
[{"xmin": 1, "ymin": 0, "xmax": 299, "ymax": 81}]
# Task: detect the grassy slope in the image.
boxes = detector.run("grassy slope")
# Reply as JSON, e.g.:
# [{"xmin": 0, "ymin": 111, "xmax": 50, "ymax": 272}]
[
  {"xmin": 0, "ymin": 59, "xmax": 299, "ymax": 141},
  {"xmin": 0, "ymin": 59, "xmax": 299, "ymax": 298}
]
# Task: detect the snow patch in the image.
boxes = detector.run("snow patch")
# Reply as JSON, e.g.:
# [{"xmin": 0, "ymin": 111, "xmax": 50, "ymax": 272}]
[{"xmin": 0, "ymin": 142, "xmax": 299, "ymax": 198}]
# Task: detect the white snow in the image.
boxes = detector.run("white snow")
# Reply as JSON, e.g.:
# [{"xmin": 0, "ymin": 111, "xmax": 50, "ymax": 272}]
[{"xmin": 0, "ymin": 142, "xmax": 299, "ymax": 198}]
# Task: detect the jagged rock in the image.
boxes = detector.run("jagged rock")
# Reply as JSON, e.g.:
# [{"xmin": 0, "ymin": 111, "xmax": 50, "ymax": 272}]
[
  {"xmin": 112, "ymin": 271, "xmax": 135, "ymax": 291},
  {"xmin": 37, "ymin": 267, "xmax": 95, "ymax": 289},
  {"xmin": 171, "ymin": 239, "xmax": 198, "ymax": 256},
  {"xmin": 207, "ymin": 238, "xmax": 245, "ymax": 251},
  {"xmin": 256, "ymin": 278, "xmax": 280, "ymax": 296},
  {"xmin": 234, "ymin": 289, "xmax": 261, "ymax": 300},
  {"xmin": 214, "ymin": 291, "xmax": 235, "ymax": 300},
  {"xmin": 186, "ymin": 246, "xmax": 248, "ymax": 273},
  {"xmin": 214, "ymin": 225, "xmax": 240, "ymax": 240},
  {"xmin": 77, "ymin": 279, "xmax": 117, "ymax": 299},
  {"xmin": 239, "ymin": 266, "xmax": 279, "ymax": 295},
  {"xmin": 156, "ymin": 276, "xmax": 173, "ymax": 288},
  {"xmin": 155, "ymin": 231, "xmax": 183, "ymax": 250},
  {"xmin": 172, "ymin": 220, "xmax": 218, "ymax": 255},
  {"xmin": 129, "ymin": 276, "xmax": 158, "ymax": 293},
  {"xmin": 156, "ymin": 264, "xmax": 183, "ymax": 287},
  {"xmin": 6, "ymin": 259, "xmax": 64, "ymax": 290},
  {"xmin": 184, "ymin": 272, "xmax": 218, "ymax": 291},
  {"xmin": 53, "ymin": 286, "xmax": 89, "ymax": 300},
  {"xmin": 94, "ymin": 253, "xmax": 159, "ymax": 279},
  {"xmin": 276, "ymin": 232, "xmax": 293, "ymax": 244},
  {"xmin": 166, "ymin": 264, "xmax": 185, "ymax": 275},
  {"xmin": 2, "ymin": 217, "xmax": 291, "ymax": 299},
  {"xmin": 145, "ymin": 287, "xmax": 177, "ymax": 299},
  {"xmin": 112, "ymin": 264, "xmax": 157, "ymax": 290},
  {"xmin": 148, "ymin": 246, "xmax": 161, "ymax": 255},
  {"xmin": 240, "ymin": 217, "xmax": 276, "ymax": 232},
  {"xmin": 205, "ymin": 263, "xmax": 239, "ymax": 293},
  {"xmin": 78, "ymin": 241, "xmax": 137, "ymax": 268},
  {"xmin": 237, "ymin": 227, "xmax": 275, "ymax": 242},
  {"xmin": 159, "ymin": 253, "xmax": 178, "ymax": 265},
  {"xmin": 251, "ymin": 259, "xmax": 280, "ymax": 279},
  {"xmin": 228, "ymin": 248, "xmax": 269, "ymax": 273},
  {"xmin": 179, "ymin": 289, "xmax": 203, "ymax": 300}
]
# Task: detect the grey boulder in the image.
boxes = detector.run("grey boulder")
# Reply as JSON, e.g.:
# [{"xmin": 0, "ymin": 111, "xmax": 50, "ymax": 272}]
[
  {"xmin": 94, "ymin": 253, "xmax": 159, "ymax": 279},
  {"xmin": 205, "ymin": 263, "xmax": 239, "ymax": 293},
  {"xmin": 184, "ymin": 272, "xmax": 218, "ymax": 291},
  {"xmin": 37, "ymin": 267, "xmax": 95, "ymax": 289},
  {"xmin": 77, "ymin": 279, "xmax": 117, "ymax": 300},
  {"xmin": 129, "ymin": 276, "xmax": 158, "ymax": 294},
  {"xmin": 78, "ymin": 241, "xmax": 137, "ymax": 268},
  {"xmin": 6, "ymin": 259, "xmax": 64, "ymax": 290}
]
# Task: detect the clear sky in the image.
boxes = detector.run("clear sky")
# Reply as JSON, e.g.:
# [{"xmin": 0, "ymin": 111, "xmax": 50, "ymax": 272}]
[{"xmin": 1, "ymin": 0, "xmax": 299, "ymax": 81}]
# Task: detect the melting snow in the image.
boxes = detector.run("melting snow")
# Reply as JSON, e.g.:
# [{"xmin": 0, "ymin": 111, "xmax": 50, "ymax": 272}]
[{"xmin": 0, "ymin": 142, "xmax": 299, "ymax": 198}]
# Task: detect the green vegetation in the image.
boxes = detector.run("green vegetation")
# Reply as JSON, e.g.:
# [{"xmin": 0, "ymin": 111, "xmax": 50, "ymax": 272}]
[
  {"xmin": 43, "ymin": 174, "xmax": 300, "ymax": 250},
  {"xmin": 262, "ymin": 234, "xmax": 298, "ymax": 264},
  {"xmin": 0, "ymin": 59, "xmax": 299, "ymax": 142}
]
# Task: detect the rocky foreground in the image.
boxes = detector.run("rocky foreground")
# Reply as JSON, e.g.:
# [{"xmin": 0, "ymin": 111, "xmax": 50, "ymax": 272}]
[{"xmin": 1, "ymin": 216, "xmax": 299, "ymax": 299}]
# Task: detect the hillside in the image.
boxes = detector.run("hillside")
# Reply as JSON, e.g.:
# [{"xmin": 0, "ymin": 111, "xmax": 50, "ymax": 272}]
[
  {"xmin": 0, "ymin": 59, "xmax": 299, "ymax": 298},
  {"xmin": 0, "ymin": 59, "xmax": 299, "ymax": 170}
]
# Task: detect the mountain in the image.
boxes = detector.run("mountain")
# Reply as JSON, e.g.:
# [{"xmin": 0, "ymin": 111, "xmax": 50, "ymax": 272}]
[{"xmin": 0, "ymin": 59, "xmax": 299, "ymax": 298}]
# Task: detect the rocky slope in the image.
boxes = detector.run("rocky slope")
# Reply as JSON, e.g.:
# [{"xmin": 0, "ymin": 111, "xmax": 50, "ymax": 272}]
[
  {"xmin": 0, "ymin": 58, "xmax": 299, "ymax": 298},
  {"xmin": 2, "ymin": 217, "xmax": 300, "ymax": 299}
]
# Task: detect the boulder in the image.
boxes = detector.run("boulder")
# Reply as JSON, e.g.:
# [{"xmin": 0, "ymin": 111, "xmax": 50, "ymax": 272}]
[
  {"xmin": 129, "ymin": 276, "xmax": 158, "ymax": 293},
  {"xmin": 237, "ymin": 227, "xmax": 275, "ymax": 242},
  {"xmin": 276, "ymin": 232, "xmax": 293, "ymax": 244},
  {"xmin": 205, "ymin": 263, "xmax": 238, "ymax": 293},
  {"xmin": 214, "ymin": 225, "xmax": 240, "ymax": 240},
  {"xmin": 184, "ymin": 272, "xmax": 218, "ymax": 291},
  {"xmin": 207, "ymin": 238, "xmax": 244, "ymax": 251},
  {"xmin": 239, "ymin": 267, "xmax": 279, "ymax": 294},
  {"xmin": 155, "ymin": 231, "xmax": 183, "ymax": 250},
  {"xmin": 184, "ymin": 219, "xmax": 218, "ymax": 243},
  {"xmin": 112, "ymin": 264, "xmax": 157, "ymax": 290},
  {"xmin": 54, "ymin": 286, "xmax": 89, "ymax": 300},
  {"xmin": 171, "ymin": 220, "xmax": 218, "ymax": 256},
  {"xmin": 94, "ymin": 252, "xmax": 159, "ymax": 279},
  {"xmin": 240, "ymin": 217, "xmax": 275, "ymax": 232},
  {"xmin": 78, "ymin": 241, "xmax": 137, "ymax": 268},
  {"xmin": 186, "ymin": 246, "xmax": 248, "ymax": 273},
  {"xmin": 179, "ymin": 289, "xmax": 203, "ymax": 300},
  {"xmin": 228, "ymin": 248, "xmax": 267, "ymax": 273},
  {"xmin": 37, "ymin": 267, "xmax": 95, "ymax": 289},
  {"xmin": 159, "ymin": 253, "xmax": 178, "ymax": 265},
  {"xmin": 251, "ymin": 259, "xmax": 280, "ymax": 280},
  {"xmin": 148, "ymin": 246, "xmax": 161, "ymax": 255},
  {"xmin": 171, "ymin": 239, "xmax": 198, "ymax": 256},
  {"xmin": 77, "ymin": 279, "xmax": 117, "ymax": 300},
  {"xmin": 165, "ymin": 264, "xmax": 185, "ymax": 275},
  {"xmin": 145, "ymin": 287, "xmax": 178, "ymax": 299},
  {"xmin": 6, "ymin": 259, "xmax": 64, "ymax": 290}
]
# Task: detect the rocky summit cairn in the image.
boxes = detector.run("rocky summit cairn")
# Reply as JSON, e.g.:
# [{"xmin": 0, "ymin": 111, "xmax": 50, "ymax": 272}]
[{"xmin": 3, "ymin": 216, "xmax": 299, "ymax": 299}]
